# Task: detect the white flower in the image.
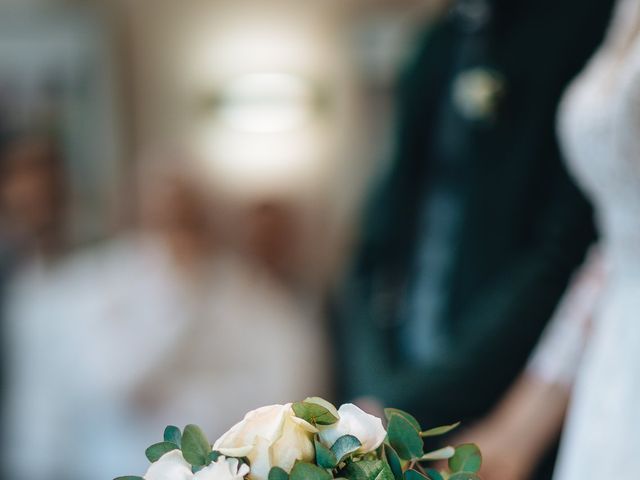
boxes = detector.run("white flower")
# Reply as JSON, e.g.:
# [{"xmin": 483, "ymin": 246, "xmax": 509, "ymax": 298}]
[
  {"xmin": 194, "ymin": 456, "xmax": 250, "ymax": 480},
  {"xmin": 144, "ymin": 450, "xmax": 193, "ymax": 480},
  {"xmin": 213, "ymin": 404, "xmax": 317, "ymax": 480},
  {"xmin": 318, "ymin": 403, "xmax": 387, "ymax": 453},
  {"xmin": 144, "ymin": 451, "xmax": 250, "ymax": 480}
]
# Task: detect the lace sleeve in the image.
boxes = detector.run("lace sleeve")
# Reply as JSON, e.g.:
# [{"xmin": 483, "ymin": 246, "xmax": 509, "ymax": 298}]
[{"xmin": 526, "ymin": 246, "xmax": 606, "ymax": 386}]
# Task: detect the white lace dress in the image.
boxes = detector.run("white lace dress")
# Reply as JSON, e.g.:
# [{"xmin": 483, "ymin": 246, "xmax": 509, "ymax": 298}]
[{"xmin": 527, "ymin": 0, "xmax": 640, "ymax": 477}]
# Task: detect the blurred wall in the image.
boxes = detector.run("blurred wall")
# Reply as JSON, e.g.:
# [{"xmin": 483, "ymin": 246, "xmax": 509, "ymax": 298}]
[
  {"xmin": 0, "ymin": 0, "xmax": 443, "ymax": 285},
  {"xmin": 109, "ymin": 0, "xmax": 443, "ymax": 286},
  {"xmin": 0, "ymin": 0, "xmax": 124, "ymax": 241}
]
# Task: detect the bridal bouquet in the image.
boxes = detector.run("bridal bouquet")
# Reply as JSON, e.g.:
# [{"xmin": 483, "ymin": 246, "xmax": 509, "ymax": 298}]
[{"xmin": 115, "ymin": 397, "xmax": 481, "ymax": 480}]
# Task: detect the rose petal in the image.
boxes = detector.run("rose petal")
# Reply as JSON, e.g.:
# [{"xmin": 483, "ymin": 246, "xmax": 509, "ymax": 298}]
[
  {"xmin": 216, "ymin": 446, "xmax": 254, "ymax": 457},
  {"xmin": 144, "ymin": 450, "xmax": 193, "ymax": 480},
  {"xmin": 290, "ymin": 415, "xmax": 319, "ymax": 433}
]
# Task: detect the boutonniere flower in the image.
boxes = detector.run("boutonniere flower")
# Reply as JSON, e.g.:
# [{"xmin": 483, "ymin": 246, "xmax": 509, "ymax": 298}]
[{"xmin": 452, "ymin": 67, "xmax": 505, "ymax": 122}]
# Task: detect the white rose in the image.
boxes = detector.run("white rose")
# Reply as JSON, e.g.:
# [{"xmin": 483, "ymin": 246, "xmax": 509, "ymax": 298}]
[
  {"xmin": 194, "ymin": 456, "xmax": 250, "ymax": 480},
  {"xmin": 144, "ymin": 450, "xmax": 193, "ymax": 480},
  {"xmin": 144, "ymin": 451, "xmax": 250, "ymax": 480},
  {"xmin": 318, "ymin": 403, "xmax": 387, "ymax": 453},
  {"xmin": 213, "ymin": 404, "xmax": 317, "ymax": 480}
]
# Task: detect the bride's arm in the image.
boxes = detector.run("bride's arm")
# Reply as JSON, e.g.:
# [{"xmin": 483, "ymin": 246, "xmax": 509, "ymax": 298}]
[
  {"xmin": 458, "ymin": 375, "xmax": 570, "ymax": 480},
  {"xmin": 455, "ymin": 247, "xmax": 606, "ymax": 480}
]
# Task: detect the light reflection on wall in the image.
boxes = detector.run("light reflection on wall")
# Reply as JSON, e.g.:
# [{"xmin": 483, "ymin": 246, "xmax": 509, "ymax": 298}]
[
  {"xmin": 194, "ymin": 69, "xmax": 328, "ymax": 196},
  {"xmin": 214, "ymin": 73, "xmax": 317, "ymax": 134},
  {"xmin": 173, "ymin": 5, "xmax": 351, "ymax": 198}
]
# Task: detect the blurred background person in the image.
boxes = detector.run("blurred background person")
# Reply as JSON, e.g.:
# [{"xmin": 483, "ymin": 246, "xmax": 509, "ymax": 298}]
[
  {"xmin": 0, "ymin": 132, "xmax": 77, "ymax": 480},
  {"xmin": 0, "ymin": 133, "xmax": 68, "ymax": 262},
  {"xmin": 0, "ymin": 133, "xmax": 69, "ymax": 350},
  {"xmin": 2, "ymin": 153, "xmax": 329, "ymax": 479},
  {"xmin": 244, "ymin": 200, "xmax": 302, "ymax": 293},
  {"xmin": 332, "ymin": 0, "xmax": 614, "ymax": 477},
  {"xmin": 125, "ymin": 159, "xmax": 330, "ymax": 439}
]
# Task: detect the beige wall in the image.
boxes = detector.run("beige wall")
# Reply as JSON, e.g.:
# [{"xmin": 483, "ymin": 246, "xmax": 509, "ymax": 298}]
[{"xmin": 107, "ymin": 0, "xmax": 440, "ymax": 284}]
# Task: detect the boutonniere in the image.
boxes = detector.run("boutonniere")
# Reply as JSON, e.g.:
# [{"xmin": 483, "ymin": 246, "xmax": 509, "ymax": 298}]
[{"xmin": 452, "ymin": 67, "xmax": 505, "ymax": 122}]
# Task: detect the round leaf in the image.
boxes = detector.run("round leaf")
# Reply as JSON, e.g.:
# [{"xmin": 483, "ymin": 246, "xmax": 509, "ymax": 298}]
[
  {"xmin": 383, "ymin": 444, "xmax": 403, "ymax": 480},
  {"xmin": 164, "ymin": 425, "xmax": 182, "ymax": 446},
  {"xmin": 384, "ymin": 409, "xmax": 421, "ymax": 432},
  {"xmin": 182, "ymin": 424, "xmax": 211, "ymax": 466},
  {"xmin": 293, "ymin": 402, "xmax": 339, "ymax": 425},
  {"xmin": 403, "ymin": 470, "xmax": 427, "ymax": 480},
  {"xmin": 290, "ymin": 462, "xmax": 332, "ymax": 480},
  {"xmin": 387, "ymin": 414, "xmax": 424, "ymax": 460},
  {"xmin": 424, "ymin": 470, "xmax": 444, "ymax": 480},
  {"xmin": 316, "ymin": 439, "xmax": 338, "ymax": 468},
  {"xmin": 331, "ymin": 435, "xmax": 362, "ymax": 463},
  {"xmin": 304, "ymin": 397, "xmax": 340, "ymax": 420},
  {"xmin": 448, "ymin": 444, "xmax": 481, "ymax": 474},
  {"xmin": 269, "ymin": 467, "xmax": 290, "ymax": 480},
  {"xmin": 342, "ymin": 460, "xmax": 394, "ymax": 480},
  {"xmin": 145, "ymin": 442, "xmax": 178, "ymax": 463}
]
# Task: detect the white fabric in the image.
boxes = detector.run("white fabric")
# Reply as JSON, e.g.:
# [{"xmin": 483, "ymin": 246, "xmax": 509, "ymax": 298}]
[
  {"xmin": 531, "ymin": 0, "xmax": 640, "ymax": 477},
  {"xmin": 3, "ymin": 235, "xmax": 328, "ymax": 480}
]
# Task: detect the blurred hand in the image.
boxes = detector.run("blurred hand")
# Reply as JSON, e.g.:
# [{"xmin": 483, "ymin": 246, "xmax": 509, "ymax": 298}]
[
  {"xmin": 452, "ymin": 422, "xmax": 534, "ymax": 480},
  {"xmin": 449, "ymin": 375, "xmax": 570, "ymax": 480}
]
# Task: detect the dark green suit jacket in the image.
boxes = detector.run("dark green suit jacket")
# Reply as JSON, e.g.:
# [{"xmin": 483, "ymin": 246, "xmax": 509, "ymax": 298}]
[{"xmin": 334, "ymin": 0, "xmax": 614, "ymax": 432}]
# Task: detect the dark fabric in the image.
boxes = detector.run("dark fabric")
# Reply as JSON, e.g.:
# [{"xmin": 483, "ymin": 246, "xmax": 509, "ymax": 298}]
[
  {"xmin": 0, "ymin": 242, "xmax": 17, "ymax": 469},
  {"xmin": 333, "ymin": 0, "xmax": 614, "ymax": 452}
]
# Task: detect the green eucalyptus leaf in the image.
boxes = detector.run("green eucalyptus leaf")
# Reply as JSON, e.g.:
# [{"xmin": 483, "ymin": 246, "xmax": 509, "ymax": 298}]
[
  {"xmin": 209, "ymin": 451, "xmax": 222, "ymax": 463},
  {"xmin": 269, "ymin": 466, "xmax": 290, "ymax": 480},
  {"xmin": 331, "ymin": 435, "xmax": 362, "ymax": 463},
  {"xmin": 145, "ymin": 442, "xmax": 178, "ymax": 463},
  {"xmin": 316, "ymin": 439, "xmax": 338, "ymax": 468},
  {"xmin": 384, "ymin": 408, "xmax": 422, "ymax": 432},
  {"xmin": 342, "ymin": 460, "xmax": 394, "ymax": 480},
  {"xmin": 420, "ymin": 446, "xmax": 455, "ymax": 461},
  {"xmin": 424, "ymin": 469, "xmax": 444, "ymax": 480},
  {"xmin": 448, "ymin": 444, "xmax": 481, "ymax": 474},
  {"xmin": 304, "ymin": 397, "xmax": 340, "ymax": 420},
  {"xmin": 114, "ymin": 477, "xmax": 144, "ymax": 480},
  {"xmin": 384, "ymin": 409, "xmax": 421, "ymax": 432},
  {"xmin": 164, "ymin": 425, "xmax": 182, "ymax": 446},
  {"xmin": 290, "ymin": 462, "xmax": 332, "ymax": 480},
  {"xmin": 292, "ymin": 402, "xmax": 339, "ymax": 425},
  {"xmin": 387, "ymin": 414, "xmax": 424, "ymax": 460},
  {"xmin": 383, "ymin": 444, "xmax": 403, "ymax": 480},
  {"xmin": 448, "ymin": 474, "xmax": 481, "ymax": 480},
  {"xmin": 420, "ymin": 422, "xmax": 460, "ymax": 438},
  {"xmin": 403, "ymin": 470, "xmax": 428, "ymax": 480},
  {"xmin": 182, "ymin": 424, "xmax": 211, "ymax": 466}
]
